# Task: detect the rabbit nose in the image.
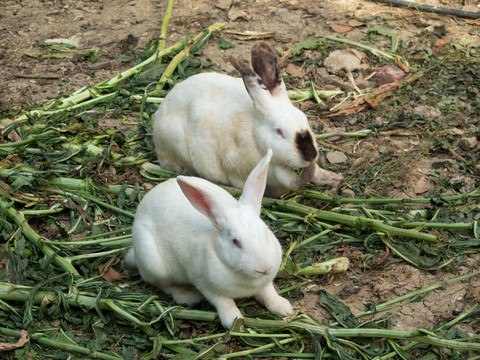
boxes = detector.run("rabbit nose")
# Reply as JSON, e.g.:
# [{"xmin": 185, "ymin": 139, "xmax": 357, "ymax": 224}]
[{"xmin": 255, "ymin": 262, "xmax": 271, "ymax": 275}]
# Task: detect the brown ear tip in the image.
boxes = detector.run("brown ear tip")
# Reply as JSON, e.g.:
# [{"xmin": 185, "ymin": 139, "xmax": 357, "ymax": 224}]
[
  {"xmin": 252, "ymin": 42, "xmax": 275, "ymax": 55},
  {"xmin": 252, "ymin": 42, "xmax": 271, "ymax": 50}
]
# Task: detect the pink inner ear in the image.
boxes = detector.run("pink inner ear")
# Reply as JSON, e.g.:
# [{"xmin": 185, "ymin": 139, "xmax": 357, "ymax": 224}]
[{"xmin": 178, "ymin": 180, "xmax": 214, "ymax": 220}]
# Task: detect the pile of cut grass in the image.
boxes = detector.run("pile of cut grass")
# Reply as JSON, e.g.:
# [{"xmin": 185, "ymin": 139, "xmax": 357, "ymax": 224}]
[{"xmin": 1, "ymin": 2, "xmax": 479, "ymax": 359}]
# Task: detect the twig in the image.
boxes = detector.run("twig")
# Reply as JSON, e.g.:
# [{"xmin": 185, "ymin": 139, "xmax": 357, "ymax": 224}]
[{"xmin": 372, "ymin": 0, "xmax": 480, "ymax": 19}]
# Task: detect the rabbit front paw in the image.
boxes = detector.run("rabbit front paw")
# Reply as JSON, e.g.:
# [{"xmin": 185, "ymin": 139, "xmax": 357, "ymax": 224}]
[
  {"xmin": 206, "ymin": 295, "xmax": 244, "ymax": 329},
  {"xmin": 218, "ymin": 305, "xmax": 244, "ymax": 329},
  {"xmin": 256, "ymin": 283, "xmax": 294, "ymax": 318},
  {"xmin": 265, "ymin": 294, "xmax": 294, "ymax": 317}
]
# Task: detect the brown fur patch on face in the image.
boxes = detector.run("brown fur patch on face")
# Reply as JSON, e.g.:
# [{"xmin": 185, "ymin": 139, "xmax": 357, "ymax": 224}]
[{"xmin": 295, "ymin": 130, "xmax": 318, "ymax": 162}]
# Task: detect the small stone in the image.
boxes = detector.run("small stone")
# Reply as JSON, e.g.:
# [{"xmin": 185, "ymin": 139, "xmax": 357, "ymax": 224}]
[
  {"xmin": 341, "ymin": 188, "xmax": 355, "ymax": 198},
  {"xmin": 466, "ymin": 280, "xmax": 480, "ymax": 302},
  {"xmin": 323, "ymin": 126, "xmax": 345, "ymax": 142},
  {"xmin": 227, "ymin": 6, "xmax": 250, "ymax": 21},
  {"xmin": 88, "ymin": 61, "xmax": 112, "ymax": 70},
  {"xmin": 413, "ymin": 105, "xmax": 441, "ymax": 121},
  {"xmin": 474, "ymin": 163, "xmax": 480, "ymax": 176},
  {"xmin": 459, "ymin": 137, "xmax": 477, "ymax": 151},
  {"xmin": 216, "ymin": 0, "xmax": 232, "ymax": 10},
  {"xmin": 449, "ymin": 175, "xmax": 476, "ymax": 194},
  {"xmin": 374, "ymin": 65, "xmax": 405, "ymax": 85},
  {"xmin": 326, "ymin": 151, "xmax": 348, "ymax": 164},
  {"xmin": 414, "ymin": 176, "xmax": 434, "ymax": 194},
  {"xmin": 374, "ymin": 116, "xmax": 384, "ymax": 126},
  {"xmin": 339, "ymin": 284, "xmax": 360, "ymax": 299},
  {"xmin": 324, "ymin": 49, "xmax": 365, "ymax": 74}
]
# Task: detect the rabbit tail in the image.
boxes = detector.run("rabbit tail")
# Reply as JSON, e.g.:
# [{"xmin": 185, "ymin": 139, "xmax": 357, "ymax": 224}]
[{"xmin": 124, "ymin": 248, "xmax": 136, "ymax": 268}]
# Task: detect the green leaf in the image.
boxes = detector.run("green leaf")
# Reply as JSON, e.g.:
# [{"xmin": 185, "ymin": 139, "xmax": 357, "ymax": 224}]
[
  {"xmin": 216, "ymin": 35, "xmax": 235, "ymax": 50},
  {"xmin": 317, "ymin": 290, "xmax": 360, "ymax": 328},
  {"xmin": 288, "ymin": 37, "xmax": 326, "ymax": 56}
]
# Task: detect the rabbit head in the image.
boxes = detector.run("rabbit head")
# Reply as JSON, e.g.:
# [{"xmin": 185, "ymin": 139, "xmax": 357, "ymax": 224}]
[
  {"xmin": 177, "ymin": 149, "xmax": 282, "ymax": 281},
  {"xmin": 228, "ymin": 43, "xmax": 318, "ymax": 170}
]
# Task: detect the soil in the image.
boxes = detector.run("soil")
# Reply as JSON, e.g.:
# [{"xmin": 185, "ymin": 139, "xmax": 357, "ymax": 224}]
[{"xmin": 1, "ymin": 0, "xmax": 479, "ymax": 347}]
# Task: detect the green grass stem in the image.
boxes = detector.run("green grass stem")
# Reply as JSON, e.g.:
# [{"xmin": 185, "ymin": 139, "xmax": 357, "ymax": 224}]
[
  {"xmin": 0, "ymin": 327, "xmax": 121, "ymax": 360},
  {"xmin": 154, "ymin": 22, "xmax": 224, "ymax": 92},
  {"xmin": 303, "ymin": 189, "xmax": 480, "ymax": 205},
  {"xmin": 287, "ymin": 88, "xmax": 345, "ymax": 102},
  {"xmin": 0, "ymin": 197, "xmax": 79, "ymax": 276},
  {"xmin": 1, "ymin": 282, "xmax": 479, "ymax": 352},
  {"xmin": 322, "ymin": 35, "xmax": 398, "ymax": 61},
  {"xmin": 262, "ymin": 197, "xmax": 438, "ymax": 243},
  {"xmin": 156, "ymin": 0, "xmax": 175, "ymax": 55}
]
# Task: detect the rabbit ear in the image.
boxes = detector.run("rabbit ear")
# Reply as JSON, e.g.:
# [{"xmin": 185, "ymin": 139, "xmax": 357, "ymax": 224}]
[
  {"xmin": 228, "ymin": 43, "xmax": 282, "ymax": 96},
  {"xmin": 228, "ymin": 55, "xmax": 271, "ymax": 102},
  {"xmin": 177, "ymin": 176, "xmax": 229, "ymax": 226},
  {"xmin": 229, "ymin": 43, "xmax": 285, "ymax": 111},
  {"xmin": 250, "ymin": 42, "xmax": 282, "ymax": 95},
  {"xmin": 239, "ymin": 149, "xmax": 273, "ymax": 214}
]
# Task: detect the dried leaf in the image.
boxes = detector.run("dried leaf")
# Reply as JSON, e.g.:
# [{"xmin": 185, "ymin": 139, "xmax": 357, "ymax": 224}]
[
  {"xmin": 348, "ymin": 19, "xmax": 365, "ymax": 27},
  {"xmin": 440, "ymin": 128, "xmax": 465, "ymax": 136},
  {"xmin": 99, "ymin": 259, "xmax": 128, "ymax": 282},
  {"xmin": 374, "ymin": 65, "xmax": 405, "ymax": 85},
  {"xmin": 0, "ymin": 330, "xmax": 29, "ymax": 351},
  {"xmin": 433, "ymin": 38, "xmax": 448, "ymax": 53},
  {"xmin": 465, "ymin": 19, "xmax": 480, "ymax": 25},
  {"xmin": 285, "ymin": 63, "xmax": 304, "ymax": 77},
  {"xmin": 223, "ymin": 30, "xmax": 275, "ymax": 40},
  {"xmin": 103, "ymin": 267, "xmax": 128, "ymax": 282},
  {"xmin": 329, "ymin": 23, "xmax": 353, "ymax": 34}
]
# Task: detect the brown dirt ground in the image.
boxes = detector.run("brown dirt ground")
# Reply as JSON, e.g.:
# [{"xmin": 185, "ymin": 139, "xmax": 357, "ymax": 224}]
[{"xmin": 1, "ymin": 0, "xmax": 479, "ymax": 339}]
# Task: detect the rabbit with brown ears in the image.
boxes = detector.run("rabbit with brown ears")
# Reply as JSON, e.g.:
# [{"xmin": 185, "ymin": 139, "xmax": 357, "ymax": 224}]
[
  {"xmin": 153, "ymin": 42, "xmax": 343, "ymax": 198},
  {"xmin": 125, "ymin": 149, "xmax": 294, "ymax": 328}
]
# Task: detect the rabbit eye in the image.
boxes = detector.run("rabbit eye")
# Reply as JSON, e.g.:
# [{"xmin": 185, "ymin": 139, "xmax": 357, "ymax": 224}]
[
  {"xmin": 232, "ymin": 238, "xmax": 242, "ymax": 249},
  {"xmin": 275, "ymin": 128, "xmax": 285, "ymax": 139}
]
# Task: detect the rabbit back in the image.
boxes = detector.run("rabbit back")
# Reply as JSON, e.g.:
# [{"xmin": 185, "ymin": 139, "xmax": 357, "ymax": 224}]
[
  {"xmin": 153, "ymin": 42, "xmax": 343, "ymax": 197},
  {"xmin": 153, "ymin": 73, "xmax": 260, "ymax": 188}
]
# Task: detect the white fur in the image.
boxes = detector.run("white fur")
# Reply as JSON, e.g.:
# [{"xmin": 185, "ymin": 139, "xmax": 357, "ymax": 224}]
[
  {"xmin": 153, "ymin": 44, "xmax": 343, "ymax": 198},
  {"xmin": 127, "ymin": 150, "xmax": 294, "ymax": 328}
]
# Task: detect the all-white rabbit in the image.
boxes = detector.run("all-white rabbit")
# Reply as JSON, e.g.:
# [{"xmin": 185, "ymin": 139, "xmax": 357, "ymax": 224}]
[
  {"xmin": 153, "ymin": 42, "xmax": 343, "ymax": 198},
  {"xmin": 125, "ymin": 149, "xmax": 294, "ymax": 328}
]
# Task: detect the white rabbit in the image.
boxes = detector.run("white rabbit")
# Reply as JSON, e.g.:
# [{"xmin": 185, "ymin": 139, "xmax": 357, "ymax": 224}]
[
  {"xmin": 153, "ymin": 42, "xmax": 343, "ymax": 198},
  {"xmin": 125, "ymin": 149, "xmax": 294, "ymax": 328}
]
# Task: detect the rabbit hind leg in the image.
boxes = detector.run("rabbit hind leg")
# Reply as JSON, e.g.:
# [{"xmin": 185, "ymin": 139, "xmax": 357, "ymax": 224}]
[
  {"xmin": 165, "ymin": 284, "xmax": 203, "ymax": 306},
  {"xmin": 311, "ymin": 163, "xmax": 343, "ymax": 185}
]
